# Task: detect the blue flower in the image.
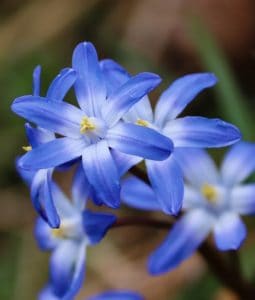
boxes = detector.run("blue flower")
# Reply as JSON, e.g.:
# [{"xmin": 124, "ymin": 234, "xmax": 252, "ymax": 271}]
[
  {"xmin": 121, "ymin": 142, "xmax": 255, "ymax": 274},
  {"xmin": 35, "ymin": 165, "xmax": 116, "ymax": 299},
  {"xmin": 16, "ymin": 66, "xmax": 77, "ymax": 228},
  {"xmin": 101, "ymin": 59, "xmax": 241, "ymax": 215},
  {"xmin": 12, "ymin": 42, "xmax": 172, "ymax": 209}
]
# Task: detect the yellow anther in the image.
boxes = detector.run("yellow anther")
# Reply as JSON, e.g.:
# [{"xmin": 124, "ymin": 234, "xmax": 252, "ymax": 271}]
[
  {"xmin": 51, "ymin": 227, "xmax": 67, "ymax": 239},
  {"xmin": 22, "ymin": 145, "xmax": 32, "ymax": 152},
  {"xmin": 136, "ymin": 119, "xmax": 149, "ymax": 127},
  {"xmin": 80, "ymin": 117, "xmax": 95, "ymax": 134},
  {"xmin": 201, "ymin": 184, "xmax": 218, "ymax": 203}
]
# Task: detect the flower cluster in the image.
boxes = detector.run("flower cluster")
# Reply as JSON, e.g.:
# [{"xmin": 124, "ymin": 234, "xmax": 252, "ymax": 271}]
[{"xmin": 13, "ymin": 40, "xmax": 255, "ymax": 299}]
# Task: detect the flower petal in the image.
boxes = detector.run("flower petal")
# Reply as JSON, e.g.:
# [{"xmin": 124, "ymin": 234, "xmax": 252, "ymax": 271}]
[
  {"xmin": 111, "ymin": 149, "xmax": 142, "ymax": 177},
  {"xmin": 174, "ymin": 148, "xmax": 219, "ymax": 187},
  {"xmin": 33, "ymin": 65, "xmax": 41, "ymax": 96},
  {"xmin": 100, "ymin": 58, "xmax": 130, "ymax": 95},
  {"xmin": 146, "ymin": 156, "xmax": 184, "ymax": 215},
  {"xmin": 71, "ymin": 164, "xmax": 91, "ymax": 210},
  {"xmin": 183, "ymin": 185, "xmax": 205, "ymax": 210},
  {"xmin": 39, "ymin": 285, "xmax": 59, "ymax": 300},
  {"xmin": 220, "ymin": 142, "xmax": 255, "ymax": 186},
  {"xmin": 18, "ymin": 137, "xmax": 86, "ymax": 170},
  {"xmin": 154, "ymin": 73, "xmax": 217, "ymax": 127},
  {"xmin": 163, "ymin": 117, "xmax": 241, "ymax": 148},
  {"xmin": 213, "ymin": 212, "xmax": 246, "ymax": 251},
  {"xmin": 100, "ymin": 59, "xmax": 153, "ymax": 123},
  {"xmin": 82, "ymin": 140, "xmax": 120, "ymax": 208},
  {"xmin": 231, "ymin": 184, "xmax": 255, "ymax": 215},
  {"xmin": 88, "ymin": 291, "xmax": 144, "ymax": 300},
  {"xmin": 148, "ymin": 209, "xmax": 213, "ymax": 274},
  {"xmin": 83, "ymin": 209, "xmax": 116, "ymax": 244},
  {"xmin": 50, "ymin": 181, "xmax": 77, "ymax": 218},
  {"xmin": 121, "ymin": 176, "xmax": 161, "ymax": 211},
  {"xmin": 103, "ymin": 72, "xmax": 161, "ymax": 126},
  {"xmin": 12, "ymin": 96, "xmax": 83, "ymax": 138},
  {"xmin": 16, "ymin": 157, "xmax": 35, "ymax": 186},
  {"xmin": 34, "ymin": 217, "xmax": 60, "ymax": 251},
  {"xmin": 46, "ymin": 68, "xmax": 76, "ymax": 101},
  {"xmin": 107, "ymin": 122, "xmax": 173, "ymax": 161},
  {"xmin": 25, "ymin": 123, "xmax": 55, "ymax": 148},
  {"xmin": 31, "ymin": 169, "xmax": 60, "ymax": 228},
  {"xmin": 50, "ymin": 240, "xmax": 86, "ymax": 298},
  {"xmin": 72, "ymin": 41, "xmax": 106, "ymax": 116}
]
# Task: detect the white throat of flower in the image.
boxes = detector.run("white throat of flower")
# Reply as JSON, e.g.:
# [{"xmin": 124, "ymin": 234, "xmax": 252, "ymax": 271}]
[{"xmin": 51, "ymin": 217, "xmax": 83, "ymax": 240}]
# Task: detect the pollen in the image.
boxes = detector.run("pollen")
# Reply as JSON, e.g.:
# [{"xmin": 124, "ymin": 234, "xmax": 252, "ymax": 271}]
[
  {"xmin": 136, "ymin": 119, "xmax": 149, "ymax": 127},
  {"xmin": 80, "ymin": 117, "xmax": 96, "ymax": 134},
  {"xmin": 201, "ymin": 184, "xmax": 218, "ymax": 203},
  {"xmin": 22, "ymin": 145, "xmax": 32, "ymax": 152}
]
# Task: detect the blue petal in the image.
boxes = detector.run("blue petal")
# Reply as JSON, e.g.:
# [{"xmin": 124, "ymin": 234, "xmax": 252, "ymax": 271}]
[
  {"xmin": 88, "ymin": 291, "xmax": 144, "ymax": 300},
  {"xmin": 155, "ymin": 73, "xmax": 217, "ymax": 127},
  {"xmin": 46, "ymin": 68, "xmax": 76, "ymax": 101},
  {"xmin": 214, "ymin": 212, "xmax": 246, "ymax": 251},
  {"xmin": 100, "ymin": 59, "xmax": 153, "ymax": 123},
  {"xmin": 83, "ymin": 209, "xmax": 116, "ymax": 244},
  {"xmin": 148, "ymin": 209, "xmax": 213, "ymax": 274},
  {"xmin": 146, "ymin": 156, "xmax": 184, "ymax": 215},
  {"xmin": 71, "ymin": 164, "xmax": 91, "ymax": 210},
  {"xmin": 39, "ymin": 285, "xmax": 59, "ymax": 300},
  {"xmin": 33, "ymin": 65, "xmax": 41, "ymax": 96},
  {"xmin": 100, "ymin": 59, "xmax": 130, "ymax": 95},
  {"xmin": 121, "ymin": 176, "xmax": 161, "ymax": 211},
  {"xmin": 34, "ymin": 217, "xmax": 60, "ymax": 251},
  {"xmin": 111, "ymin": 149, "xmax": 142, "ymax": 177},
  {"xmin": 16, "ymin": 157, "xmax": 35, "ymax": 186},
  {"xmin": 12, "ymin": 96, "xmax": 83, "ymax": 138},
  {"xmin": 220, "ymin": 142, "xmax": 255, "ymax": 186},
  {"xmin": 163, "ymin": 117, "xmax": 241, "ymax": 148},
  {"xmin": 18, "ymin": 137, "xmax": 86, "ymax": 170},
  {"xmin": 72, "ymin": 42, "xmax": 106, "ymax": 116},
  {"xmin": 25, "ymin": 123, "xmax": 55, "ymax": 148},
  {"xmin": 50, "ymin": 240, "xmax": 86, "ymax": 299},
  {"xmin": 107, "ymin": 122, "xmax": 173, "ymax": 161},
  {"xmin": 31, "ymin": 169, "xmax": 60, "ymax": 228},
  {"xmin": 82, "ymin": 140, "xmax": 120, "ymax": 208},
  {"xmin": 231, "ymin": 184, "xmax": 255, "ymax": 215},
  {"xmin": 56, "ymin": 157, "xmax": 80, "ymax": 172},
  {"xmin": 183, "ymin": 185, "xmax": 204, "ymax": 210},
  {"xmin": 103, "ymin": 72, "xmax": 161, "ymax": 126},
  {"xmin": 50, "ymin": 181, "xmax": 77, "ymax": 218},
  {"xmin": 174, "ymin": 148, "xmax": 219, "ymax": 187},
  {"xmin": 89, "ymin": 186, "xmax": 104, "ymax": 206}
]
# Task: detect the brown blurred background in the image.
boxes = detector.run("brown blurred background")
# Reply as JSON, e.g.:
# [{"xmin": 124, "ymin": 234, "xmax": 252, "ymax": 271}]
[{"xmin": 1, "ymin": 0, "xmax": 255, "ymax": 299}]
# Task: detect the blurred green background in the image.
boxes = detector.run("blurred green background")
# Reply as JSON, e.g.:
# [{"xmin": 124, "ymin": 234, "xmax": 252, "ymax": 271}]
[{"xmin": 1, "ymin": 0, "xmax": 255, "ymax": 299}]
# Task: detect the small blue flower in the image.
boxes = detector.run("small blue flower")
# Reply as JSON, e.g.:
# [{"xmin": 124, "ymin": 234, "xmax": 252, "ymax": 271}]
[
  {"xmin": 35, "ymin": 165, "xmax": 116, "ymax": 299},
  {"xmin": 101, "ymin": 59, "xmax": 241, "ymax": 215},
  {"xmin": 121, "ymin": 142, "xmax": 255, "ymax": 274},
  {"xmin": 17, "ymin": 66, "xmax": 76, "ymax": 228},
  {"xmin": 12, "ymin": 41, "xmax": 172, "ymax": 209}
]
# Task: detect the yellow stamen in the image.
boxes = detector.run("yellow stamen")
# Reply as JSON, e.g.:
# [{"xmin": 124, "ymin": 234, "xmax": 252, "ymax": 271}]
[
  {"xmin": 51, "ymin": 227, "xmax": 67, "ymax": 239},
  {"xmin": 136, "ymin": 119, "xmax": 149, "ymax": 127},
  {"xmin": 80, "ymin": 117, "xmax": 95, "ymax": 134},
  {"xmin": 201, "ymin": 184, "xmax": 218, "ymax": 203},
  {"xmin": 22, "ymin": 145, "xmax": 32, "ymax": 152}
]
